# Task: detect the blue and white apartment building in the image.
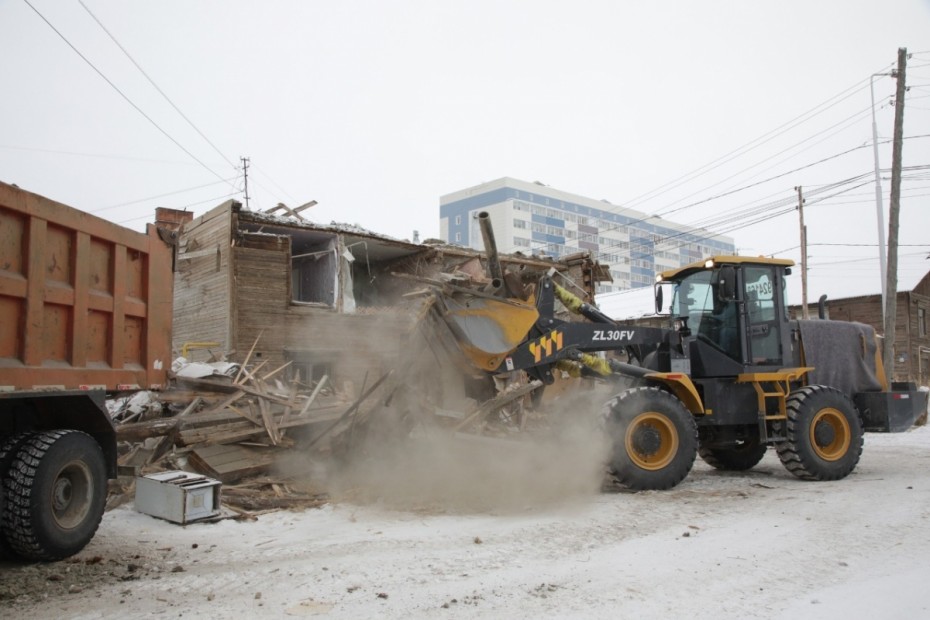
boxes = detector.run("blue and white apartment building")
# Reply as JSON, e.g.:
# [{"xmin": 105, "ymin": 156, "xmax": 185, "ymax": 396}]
[{"xmin": 440, "ymin": 177, "xmax": 735, "ymax": 293}]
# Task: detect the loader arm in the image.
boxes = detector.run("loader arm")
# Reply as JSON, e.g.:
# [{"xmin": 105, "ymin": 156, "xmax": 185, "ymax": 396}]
[{"xmin": 497, "ymin": 322, "xmax": 670, "ymax": 373}]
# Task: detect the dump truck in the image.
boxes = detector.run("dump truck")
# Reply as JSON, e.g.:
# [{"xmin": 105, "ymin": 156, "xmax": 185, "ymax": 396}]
[
  {"xmin": 412, "ymin": 211, "xmax": 926, "ymax": 490},
  {"xmin": 0, "ymin": 182, "xmax": 174, "ymax": 560}
]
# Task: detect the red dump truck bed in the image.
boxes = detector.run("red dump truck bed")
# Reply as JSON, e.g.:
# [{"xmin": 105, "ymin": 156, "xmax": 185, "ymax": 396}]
[
  {"xmin": 0, "ymin": 181, "xmax": 175, "ymax": 562},
  {"xmin": 0, "ymin": 181, "xmax": 174, "ymax": 390}
]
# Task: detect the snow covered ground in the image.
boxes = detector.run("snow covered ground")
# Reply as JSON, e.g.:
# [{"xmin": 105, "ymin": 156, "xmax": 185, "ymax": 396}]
[{"xmin": 3, "ymin": 425, "xmax": 929, "ymax": 619}]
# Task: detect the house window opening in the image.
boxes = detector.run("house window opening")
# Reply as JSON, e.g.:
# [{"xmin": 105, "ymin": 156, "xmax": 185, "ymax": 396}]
[{"xmin": 291, "ymin": 234, "xmax": 337, "ymax": 305}]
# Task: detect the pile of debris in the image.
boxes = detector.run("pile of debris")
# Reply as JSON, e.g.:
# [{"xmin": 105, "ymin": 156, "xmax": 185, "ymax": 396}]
[{"xmin": 109, "ymin": 336, "xmax": 381, "ymax": 520}]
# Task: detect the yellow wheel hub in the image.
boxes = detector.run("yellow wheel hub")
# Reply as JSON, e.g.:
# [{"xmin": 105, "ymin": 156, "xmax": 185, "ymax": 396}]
[
  {"xmin": 809, "ymin": 408, "xmax": 851, "ymax": 461},
  {"xmin": 625, "ymin": 412, "xmax": 679, "ymax": 470}
]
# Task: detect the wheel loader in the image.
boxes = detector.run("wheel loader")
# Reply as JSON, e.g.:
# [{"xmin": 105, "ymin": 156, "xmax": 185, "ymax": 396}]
[{"xmin": 422, "ymin": 211, "xmax": 926, "ymax": 490}]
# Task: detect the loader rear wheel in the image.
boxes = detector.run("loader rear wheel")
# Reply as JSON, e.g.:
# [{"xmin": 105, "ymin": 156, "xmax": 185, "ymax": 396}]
[
  {"xmin": 605, "ymin": 387, "xmax": 697, "ymax": 490},
  {"xmin": 776, "ymin": 385, "xmax": 863, "ymax": 481},
  {"xmin": 698, "ymin": 433, "xmax": 767, "ymax": 471},
  {"xmin": 3, "ymin": 430, "xmax": 107, "ymax": 561}
]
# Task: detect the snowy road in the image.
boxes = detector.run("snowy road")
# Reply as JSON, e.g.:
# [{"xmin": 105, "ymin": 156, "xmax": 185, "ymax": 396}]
[{"xmin": 3, "ymin": 426, "xmax": 929, "ymax": 619}]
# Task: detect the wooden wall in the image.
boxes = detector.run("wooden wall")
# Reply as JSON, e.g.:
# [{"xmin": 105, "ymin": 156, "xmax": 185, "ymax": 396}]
[
  {"xmin": 172, "ymin": 202, "xmax": 234, "ymax": 360},
  {"xmin": 232, "ymin": 243, "xmax": 413, "ymax": 393}
]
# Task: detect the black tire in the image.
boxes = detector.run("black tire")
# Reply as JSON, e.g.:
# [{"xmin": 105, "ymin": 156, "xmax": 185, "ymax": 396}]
[
  {"xmin": 3, "ymin": 430, "xmax": 107, "ymax": 561},
  {"xmin": 1, "ymin": 433, "xmax": 36, "ymax": 560},
  {"xmin": 698, "ymin": 433, "xmax": 767, "ymax": 471},
  {"xmin": 604, "ymin": 386, "xmax": 698, "ymax": 490},
  {"xmin": 776, "ymin": 385, "xmax": 863, "ymax": 481}
]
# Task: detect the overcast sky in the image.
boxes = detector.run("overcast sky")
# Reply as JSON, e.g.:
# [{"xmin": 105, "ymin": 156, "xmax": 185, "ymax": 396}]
[{"xmin": 1, "ymin": 1, "xmax": 928, "ymax": 307}]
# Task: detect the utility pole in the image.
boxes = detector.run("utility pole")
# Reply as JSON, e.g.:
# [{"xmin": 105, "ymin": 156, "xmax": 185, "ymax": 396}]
[
  {"xmin": 240, "ymin": 156, "xmax": 251, "ymax": 210},
  {"xmin": 870, "ymin": 73, "xmax": 890, "ymax": 316},
  {"xmin": 795, "ymin": 185, "xmax": 810, "ymax": 319},
  {"xmin": 883, "ymin": 47, "xmax": 908, "ymax": 377}
]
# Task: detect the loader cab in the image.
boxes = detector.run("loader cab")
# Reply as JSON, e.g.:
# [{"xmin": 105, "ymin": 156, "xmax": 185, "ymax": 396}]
[{"xmin": 658, "ymin": 257, "xmax": 794, "ymax": 377}]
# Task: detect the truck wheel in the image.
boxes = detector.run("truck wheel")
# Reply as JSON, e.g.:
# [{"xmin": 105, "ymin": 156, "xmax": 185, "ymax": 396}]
[
  {"xmin": 604, "ymin": 386, "xmax": 698, "ymax": 490},
  {"xmin": 776, "ymin": 385, "xmax": 863, "ymax": 481},
  {"xmin": 0, "ymin": 433, "xmax": 37, "ymax": 560},
  {"xmin": 3, "ymin": 430, "xmax": 107, "ymax": 561},
  {"xmin": 698, "ymin": 434, "xmax": 767, "ymax": 471}
]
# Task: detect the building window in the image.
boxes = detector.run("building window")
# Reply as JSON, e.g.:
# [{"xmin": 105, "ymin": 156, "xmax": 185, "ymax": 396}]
[
  {"xmin": 920, "ymin": 307, "xmax": 927, "ymax": 337},
  {"xmin": 455, "ymin": 215, "xmax": 462, "ymax": 225},
  {"xmin": 513, "ymin": 219, "xmax": 527, "ymax": 229},
  {"xmin": 285, "ymin": 353, "xmax": 334, "ymax": 387},
  {"xmin": 291, "ymin": 235, "xmax": 337, "ymax": 306},
  {"xmin": 454, "ymin": 232, "xmax": 461, "ymax": 242}
]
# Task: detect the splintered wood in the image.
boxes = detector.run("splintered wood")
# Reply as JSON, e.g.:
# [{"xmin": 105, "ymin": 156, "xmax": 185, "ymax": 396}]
[{"xmin": 113, "ymin": 333, "xmax": 348, "ymax": 518}]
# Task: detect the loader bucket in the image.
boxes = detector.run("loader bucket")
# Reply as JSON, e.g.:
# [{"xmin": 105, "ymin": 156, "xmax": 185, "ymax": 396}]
[{"xmin": 442, "ymin": 296, "xmax": 539, "ymax": 372}]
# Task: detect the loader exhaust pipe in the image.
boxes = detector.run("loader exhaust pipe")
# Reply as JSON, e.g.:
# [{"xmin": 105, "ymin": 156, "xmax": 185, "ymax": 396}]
[{"xmin": 478, "ymin": 211, "xmax": 504, "ymax": 283}]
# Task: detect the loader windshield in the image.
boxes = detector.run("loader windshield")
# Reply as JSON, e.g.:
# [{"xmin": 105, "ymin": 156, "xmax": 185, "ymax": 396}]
[{"xmin": 672, "ymin": 270, "xmax": 740, "ymax": 359}]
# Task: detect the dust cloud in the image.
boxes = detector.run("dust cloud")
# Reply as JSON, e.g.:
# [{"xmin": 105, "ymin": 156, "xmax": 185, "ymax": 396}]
[
  {"xmin": 279, "ymin": 383, "xmax": 618, "ymax": 514},
  {"xmin": 277, "ymin": 298, "xmax": 622, "ymax": 514}
]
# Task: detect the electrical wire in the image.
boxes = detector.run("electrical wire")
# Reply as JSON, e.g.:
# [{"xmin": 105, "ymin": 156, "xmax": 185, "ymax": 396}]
[
  {"xmin": 113, "ymin": 191, "xmax": 240, "ymax": 225},
  {"xmin": 90, "ymin": 177, "xmax": 238, "ymax": 214},
  {"xmin": 77, "ymin": 0, "xmax": 240, "ymax": 175},
  {"xmin": 618, "ymin": 71, "xmax": 889, "ymax": 212},
  {"xmin": 22, "ymin": 0, "xmax": 235, "ymax": 190}
]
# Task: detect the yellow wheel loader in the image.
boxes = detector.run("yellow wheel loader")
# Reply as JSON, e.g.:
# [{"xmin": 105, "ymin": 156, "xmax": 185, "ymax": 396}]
[{"xmin": 428, "ymin": 212, "xmax": 925, "ymax": 490}]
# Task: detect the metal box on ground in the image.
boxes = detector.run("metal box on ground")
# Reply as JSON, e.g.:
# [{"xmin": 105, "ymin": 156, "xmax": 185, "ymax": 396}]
[{"xmin": 135, "ymin": 471, "xmax": 221, "ymax": 524}]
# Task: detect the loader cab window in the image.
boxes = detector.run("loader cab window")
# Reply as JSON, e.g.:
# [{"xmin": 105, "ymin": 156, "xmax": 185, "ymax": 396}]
[
  {"xmin": 743, "ymin": 266, "xmax": 782, "ymax": 365},
  {"xmin": 672, "ymin": 270, "xmax": 742, "ymax": 361},
  {"xmin": 672, "ymin": 271, "xmax": 741, "ymax": 360}
]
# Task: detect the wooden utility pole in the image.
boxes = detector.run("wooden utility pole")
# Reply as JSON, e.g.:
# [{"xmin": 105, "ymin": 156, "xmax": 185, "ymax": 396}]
[
  {"xmin": 795, "ymin": 185, "xmax": 809, "ymax": 319},
  {"xmin": 241, "ymin": 156, "xmax": 251, "ymax": 210},
  {"xmin": 883, "ymin": 48, "xmax": 907, "ymax": 377}
]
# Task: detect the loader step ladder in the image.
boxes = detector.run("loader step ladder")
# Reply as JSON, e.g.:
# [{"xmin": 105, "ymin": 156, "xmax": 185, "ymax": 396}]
[{"xmin": 736, "ymin": 368, "xmax": 813, "ymax": 443}]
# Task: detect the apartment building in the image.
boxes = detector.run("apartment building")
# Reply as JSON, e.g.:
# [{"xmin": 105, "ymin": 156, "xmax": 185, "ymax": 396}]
[{"xmin": 440, "ymin": 177, "xmax": 734, "ymax": 292}]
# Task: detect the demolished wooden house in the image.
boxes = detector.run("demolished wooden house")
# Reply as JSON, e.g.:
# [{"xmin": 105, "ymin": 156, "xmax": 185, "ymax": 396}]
[{"xmin": 114, "ymin": 199, "xmax": 614, "ymax": 516}]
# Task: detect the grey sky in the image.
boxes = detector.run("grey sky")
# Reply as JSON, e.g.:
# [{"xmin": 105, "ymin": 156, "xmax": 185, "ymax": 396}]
[{"xmin": 1, "ymin": 0, "xmax": 928, "ymax": 306}]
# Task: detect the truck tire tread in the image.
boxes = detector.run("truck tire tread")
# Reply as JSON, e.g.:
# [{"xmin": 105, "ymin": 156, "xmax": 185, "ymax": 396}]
[{"xmin": 3, "ymin": 430, "xmax": 107, "ymax": 561}]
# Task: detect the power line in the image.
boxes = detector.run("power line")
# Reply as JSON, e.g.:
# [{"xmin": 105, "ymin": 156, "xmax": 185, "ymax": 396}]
[
  {"xmin": 113, "ymin": 191, "xmax": 240, "ymax": 225},
  {"xmin": 0, "ymin": 143, "xmax": 202, "ymax": 164},
  {"xmin": 619, "ymin": 71, "xmax": 888, "ymax": 212},
  {"xmin": 22, "ymin": 0, "xmax": 234, "ymax": 189},
  {"xmin": 77, "ymin": 0, "xmax": 240, "ymax": 174},
  {"xmin": 90, "ymin": 177, "xmax": 238, "ymax": 214}
]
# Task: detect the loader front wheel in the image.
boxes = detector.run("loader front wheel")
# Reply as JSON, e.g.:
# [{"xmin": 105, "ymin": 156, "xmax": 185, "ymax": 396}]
[
  {"xmin": 605, "ymin": 387, "xmax": 698, "ymax": 490},
  {"xmin": 776, "ymin": 385, "xmax": 863, "ymax": 481}
]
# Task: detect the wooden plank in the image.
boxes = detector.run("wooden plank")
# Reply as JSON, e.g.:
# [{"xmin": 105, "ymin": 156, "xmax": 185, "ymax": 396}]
[
  {"xmin": 188, "ymin": 444, "xmax": 275, "ymax": 483},
  {"xmin": 233, "ymin": 330, "xmax": 263, "ymax": 383},
  {"xmin": 177, "ymin": 409, "xmax": 343, "ymax": 446},
  {"xmin": 258, "ymin": 395, "xmax": 280, "ymax": 445},
  {"xmin": 296, "ymin": 374, "xmax": 329, "ymax": 418},
  {"xmin": 238, "ymin": 364, "xmax": 282, "ymax": 444},
  {"xmin": 278, "ymin": 372, "xmax": 301, "ymax": 439},
  {"xmin": 146, "ymin": 396, "xmax": 203, "ymax": 465},
  {"xmin": 453, "ymin": 381, "xmax": 543, "ymax": 432}
]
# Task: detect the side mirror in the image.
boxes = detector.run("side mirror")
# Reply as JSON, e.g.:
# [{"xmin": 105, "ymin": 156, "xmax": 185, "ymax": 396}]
[
  {"xmin": 716, "ymin": 266, "xmax": 737, "ymax": 301},
  {"xmin": 655, "ymin": 285, "xmax": 664, "ymax": 315}
]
